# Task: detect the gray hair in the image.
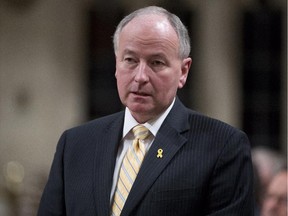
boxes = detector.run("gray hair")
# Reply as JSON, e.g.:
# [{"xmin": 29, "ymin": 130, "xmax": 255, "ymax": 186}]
[{"xmin": 113, "ymin": 6, "xmax": 191, "ymax": 59}]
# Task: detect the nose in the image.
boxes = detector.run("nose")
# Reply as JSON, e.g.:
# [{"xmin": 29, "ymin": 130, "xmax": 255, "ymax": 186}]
[{"xmin": 134, "ymin": 62, "xmax": 149, "ymax": 83}]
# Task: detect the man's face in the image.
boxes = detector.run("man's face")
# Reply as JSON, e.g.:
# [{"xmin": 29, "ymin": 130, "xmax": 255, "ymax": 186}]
[
  {"xmin": 261, "ymin": 172, "xmax": 287, "ymax": 216},
  {"xmin": 115, "ymin": 14, "xmax": 191, "ymax": 123}
]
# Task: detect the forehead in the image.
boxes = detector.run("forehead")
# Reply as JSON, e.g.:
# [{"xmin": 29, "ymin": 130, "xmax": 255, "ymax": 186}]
[
  {"xmin": 123, "ymin": 14, "xmax": 175, "ymax": 32},
  {"xmin": 118, "ymin": 14, "xmax": 179, "ymax": 54}
]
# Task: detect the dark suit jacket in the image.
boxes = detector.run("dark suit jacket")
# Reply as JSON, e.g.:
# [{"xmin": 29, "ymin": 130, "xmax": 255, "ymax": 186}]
[{"xmin": 38, "ymin": 98, "xmax": 254, "ymax": 216}]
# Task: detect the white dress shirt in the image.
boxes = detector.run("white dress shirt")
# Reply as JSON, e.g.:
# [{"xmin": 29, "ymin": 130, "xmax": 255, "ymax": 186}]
[{"xmin": 110, "ymin": 98, "xmax": 175, "ymax": 201}]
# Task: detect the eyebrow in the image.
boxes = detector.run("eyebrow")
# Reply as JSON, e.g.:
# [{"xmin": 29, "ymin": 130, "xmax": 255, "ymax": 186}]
[
  {"xmin": 122, "ymin": 49, "xmax": 167, "ymax": 59},
  {"xmin": 122, "ymin": 49, "xmax": 136, "ymax": 55}
]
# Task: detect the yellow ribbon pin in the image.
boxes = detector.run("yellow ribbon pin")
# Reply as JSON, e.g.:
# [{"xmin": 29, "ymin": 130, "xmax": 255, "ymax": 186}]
[{"xmin": 157, "ymin": 149, "xmax": 163, "ymax": 158}]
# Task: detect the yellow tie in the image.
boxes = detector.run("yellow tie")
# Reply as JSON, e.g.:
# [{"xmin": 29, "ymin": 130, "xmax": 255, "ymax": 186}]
[{"xmin": 111, "ymin": 125, "xmax": 150, "ymax": 216}]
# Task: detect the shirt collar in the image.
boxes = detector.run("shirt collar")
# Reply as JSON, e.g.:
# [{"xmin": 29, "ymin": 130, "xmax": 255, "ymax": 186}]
[{"xmin": 122, "ymin": 98, "xmax": 175, "ymax": 138}]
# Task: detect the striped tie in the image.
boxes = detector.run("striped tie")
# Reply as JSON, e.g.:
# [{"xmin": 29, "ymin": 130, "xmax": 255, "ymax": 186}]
[{"xmin": 111, "ymin": 125, "xmax": 150, "ymax": 216}]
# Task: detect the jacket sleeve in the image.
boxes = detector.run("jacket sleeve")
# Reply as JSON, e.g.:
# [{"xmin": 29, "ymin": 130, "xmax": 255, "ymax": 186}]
[
  {"xmin": 205, "ymin": 131, "xmax": 254, "ymax": 216},
  {"xmin": 37, "ymin": 131, "xmax": 67, "ymax": 216}
]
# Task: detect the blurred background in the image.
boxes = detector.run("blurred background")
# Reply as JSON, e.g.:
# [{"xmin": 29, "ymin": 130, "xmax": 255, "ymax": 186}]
[{"xmin": 0, "ymin": 0, "xmax": 286, "ymax": 215}]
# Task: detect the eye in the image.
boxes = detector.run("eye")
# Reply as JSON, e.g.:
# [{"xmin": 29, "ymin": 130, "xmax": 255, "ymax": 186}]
[
  {"xmin": 150, "ymin": 59, "xmax": 166, "ymax": 69},
  {"xmin": 124, "ymin": 57, "xmax": 137, "ymax": 64},
  {"xmin": 151, "ymin": 60, "xmax": 164, "ymax": 66}
]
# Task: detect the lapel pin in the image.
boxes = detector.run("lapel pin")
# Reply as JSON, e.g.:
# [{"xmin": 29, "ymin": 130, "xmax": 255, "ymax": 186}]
[{"xmin": 157, "ymin": 149, "xmax": 163, "ymax": 158}]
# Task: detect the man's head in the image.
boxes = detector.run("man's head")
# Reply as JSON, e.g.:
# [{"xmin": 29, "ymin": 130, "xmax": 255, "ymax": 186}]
[
  {"xmin": 113, "ymin": 6, "xmax": 191, "ymax": 60},
  {"xmin": 113, "ymin": 6, "xmax": 192, "ymax": 123},
  {"xmin": 261, "ymin": 170, "xmax": 287, "ymax": 216}
]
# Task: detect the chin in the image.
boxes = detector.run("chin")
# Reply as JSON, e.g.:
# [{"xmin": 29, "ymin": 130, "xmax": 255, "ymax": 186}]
[
  {"xmin": 127, "ymin": 101, "xmax": 151, "ymax": 112},
  {"xmin": 128, "ymin": 104, "xmax": 149, "ymax": 113}
]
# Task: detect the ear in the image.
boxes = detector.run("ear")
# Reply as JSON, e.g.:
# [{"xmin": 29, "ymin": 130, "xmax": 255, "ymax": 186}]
[
  {"xmin": 178, "ymin": 57, "xmax": 192, "ymax": 89},
  {"xmin": 115, "ymin": 54, "xmax": 119, "ymax": 78}
]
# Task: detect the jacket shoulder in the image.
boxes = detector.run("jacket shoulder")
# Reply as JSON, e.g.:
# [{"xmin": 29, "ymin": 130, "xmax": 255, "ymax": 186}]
[
  {"xmin": 66, "ymin": 111, "xmax": 124, "ymax": 136},
  {"xmin": 186, "ymin": 109, "xmax": 247, "ymax": 138}
]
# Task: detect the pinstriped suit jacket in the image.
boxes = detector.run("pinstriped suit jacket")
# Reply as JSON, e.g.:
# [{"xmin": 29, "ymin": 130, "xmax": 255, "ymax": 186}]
[{"xmin": 38, "ymin": 98, "xmax": 254, "ymax": 216}]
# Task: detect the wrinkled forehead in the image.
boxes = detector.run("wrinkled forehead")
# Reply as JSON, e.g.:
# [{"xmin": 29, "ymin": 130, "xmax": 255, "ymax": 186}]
[
  {"xmin": 120, "ymin": 14, "xmax": 179, "ymax": 43},
  {"xmin": 130, "ymin": 14, "xmax": 175, "ymax": 32}
]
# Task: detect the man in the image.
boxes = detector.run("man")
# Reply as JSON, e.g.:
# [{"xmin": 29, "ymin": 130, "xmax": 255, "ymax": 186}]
[
  {"xmin": 261, "ymin": 170, "xmax": 287, "ymax": 216},
  {"xmin": 38, "ymin": 6, "xmax": 254, "ymax": 216}
]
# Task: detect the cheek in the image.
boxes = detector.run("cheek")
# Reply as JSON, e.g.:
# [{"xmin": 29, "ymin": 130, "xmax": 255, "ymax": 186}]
[
  {"xmin": 162, "ymin": 73, "xmax": 181, "ymax": 87},
  {"xmin": 116, "ymin": 78, "xmax": 126, "ymax": 91},
  {"xmin": 116, "ymin": 73, "xmax": 131, "ymax": 93},
  {"xmin": 153, "ymin": 76, "xmax": 179, "ymax": 96}
]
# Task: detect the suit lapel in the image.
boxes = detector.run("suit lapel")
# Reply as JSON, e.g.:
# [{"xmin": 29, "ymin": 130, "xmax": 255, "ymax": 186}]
[
  {"xmin": 121, "ymin": 98, "xmax": 190, "ymax": 216},
  {"xmin": 93, "ymin": 113, "xmax": 124, "ymax": 216}
]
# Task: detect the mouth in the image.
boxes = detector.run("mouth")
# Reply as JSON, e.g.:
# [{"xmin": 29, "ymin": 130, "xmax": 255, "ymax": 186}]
[{"xmin": 131, "ymin": 91, "xmax": 150, "ymax": 97}]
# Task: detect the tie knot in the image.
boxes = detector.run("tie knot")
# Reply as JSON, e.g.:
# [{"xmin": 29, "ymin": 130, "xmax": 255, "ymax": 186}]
[{"xmin": 132, "ymin": 125, "xmax": 150, "ymax": 140}]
